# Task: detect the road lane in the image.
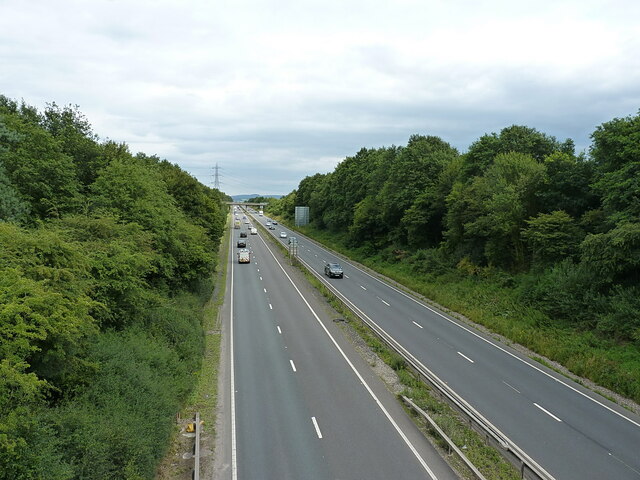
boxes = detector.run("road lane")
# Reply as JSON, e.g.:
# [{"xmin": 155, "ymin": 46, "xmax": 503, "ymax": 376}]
[{"xmin": 228, "ymin": 221, "xmax": 458, "ymax": 480}]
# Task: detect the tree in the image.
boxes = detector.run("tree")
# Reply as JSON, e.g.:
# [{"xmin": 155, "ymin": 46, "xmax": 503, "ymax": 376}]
[
  {"xmin": 42, "ymin": 103, "xmax": 103, "ymax": 188},
  {"xmin": 156, "ymin": 159, "xmax": 225, "ymax": 243},
  {"xmin": 580, "ymin": 221, "xmax": 640, "ymax": 286},
  {"xmin": 446, "ymin": 152, "xmax": 546, "ymax": 269},
  {"xmin": 0, "ymin": 114, "xmax": 82, "ymax": 218},
  {"xmin": 0, "ymin": 161, "xmax": 29, "ymax": 222},
  {"xmin": 91, "ymin": 158, "xmax": 214, "ymax": 288},
  {"xmin": 402, "ymin": 155, "xmax": 464, "ymax": 248},
  {"xmin": 590, "ymin": 111, "xmax": 640, "ymax": 174},
  {"xmin": 593, "ymin": 160, "xmax": 640, "ymax": 224},
  {"xmin": 379, "ymin": 135, "xmax": 458, "ymax": 244},
  {"xmin": 522, "ymin": 211, "xmax": 583, "ymax": 266},
  {"xmin": 536, "ymin": 152, "xmax": 598, "ymax": 218},
  {"xmin": 461, "ymin": 125, "xmax": 571, "ymax": 179},
  {"xmin": 55, "ymin": 215, "xmax": 158, "ymax": 330},
  {"xmin": 295, "ymin": 173, "xmax": 330, "ymax": 228}
]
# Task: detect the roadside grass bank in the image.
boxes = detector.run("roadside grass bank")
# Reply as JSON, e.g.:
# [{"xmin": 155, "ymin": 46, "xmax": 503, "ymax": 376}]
[
  {"xmin": 294, "ymin": 224, "xmax": 640, "ymax": 409},
  {"xmin": 257, "ymin": 219, "xmax": 519, "ymax": 480},
  {"xmin": 156, "ymin": 217, "xmax": 230, "ymax": 479}
]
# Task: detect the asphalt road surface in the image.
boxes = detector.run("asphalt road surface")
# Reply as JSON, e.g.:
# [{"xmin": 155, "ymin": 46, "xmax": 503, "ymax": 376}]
[
  {"xmin": 214, "ymin": 218, "xmax": 460, "ymax": 479},
  {"xmin": 252, "ymin": 212, "xmax": 640, "ymax": 480}
]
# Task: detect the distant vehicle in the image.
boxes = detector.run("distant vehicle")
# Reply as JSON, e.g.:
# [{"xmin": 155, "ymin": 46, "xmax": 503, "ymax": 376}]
[
  {"xmin": 251, "ymin": 227, "xmax": 258, "ymax": 235},
  {"xmin": 272, "ymin": 221, "xmax": 278, "ymax": 225},
  {"xmin": 324, "ymin": 263, "xmax": 343, "ymax": 278},
  {"xmin": 239, "ymin": 231, "xmax": 247, "ymax": 238},
  {"xmin": 237, "ymin": 249, "xmax": 250, "ymax": 264},
  {"xmin": 280, "ymin": 232, "xmax": 287, "ymax": 238},
  {"xmin": 237, "ymin": 239, "xmax": 246, "ymax": 248},
  {"xmin": 266, "ymin": 222, "xmax": 271, "ymax": 226},
  {"xmin": 259, "ymin": 210, "xmax": 264, "ymax": 216},
  {"xmin": 234, "ymin": 219, "xmax": 241, "ymax": 229},
  {"xmin": 268, "ymin": 225, "xmax": 276, "ymax": 230},
  {"xmin": 245, "ymin": 220, "xmax": 250, "ymax": 224}
]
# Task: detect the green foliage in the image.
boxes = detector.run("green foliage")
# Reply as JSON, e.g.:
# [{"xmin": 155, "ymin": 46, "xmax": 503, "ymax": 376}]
[
  {"xmin": 447, "ymin": 152, "xmax": 546, "ymax": 269},
  {"xmin": 156, "ymin": 157, "xmax": 225, "ymax": 243},
  {"xmin": 92, "ymin": 157, "xmax": 214, "ymax": 289},
  {"xmin": 42, "ymin": 102, "xmax": 104, "ymax": 188},
  {"xmin": 0, "ymin": 113, "xmax": 82, "ymax": 219},
  {"xmin": 590, "ymin": 111, "xmax": 640, "ymax": 173},
  {"xmin": 594, "ymin": 160, "xmax": 640, "ymax": 224},
  {"xmin": 0, "ymin": 95, "xmax": 226, "ymax": 477},
  {"xmin": 50, "ymin": 326, "xmax": 194, "ymax": 479},
  {"xmin": 462, "ymin": 124, "xmax": 570, "ymax": 178},
  {"xmin": 522, "ymin": 211, "xmax": 583, "ymax": 266},
  {"xmin": 270, "ymin": 190, "xmax": 296, "ymax": 221},
  {"xmin": 0, "ymin": 160, "xmax": 29, "ymax": 222},
  {"xmin": 580, "ymin": 221, "xmax": 640, "ymax": 286},
  {"xmin": 55, "ymin": 215, "xmax": 158, "ymax": 329},
  {"xmin": 402, "ymin": 155, "xmax": 463, "ymax": 248},
  {"xmin": 537, "ymin": 152, "xmax": 598, "ymax": 218},
  {"xmin": 518, "ymin": 259, "xmax": 602, "ymax": 329},
  {"xmin": 379, "ymin": 135, "xmax": 458, "ymax": 243}
]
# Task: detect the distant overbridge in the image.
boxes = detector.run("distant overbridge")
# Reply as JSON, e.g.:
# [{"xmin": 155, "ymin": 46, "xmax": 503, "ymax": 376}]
[{"xmin": 226, "ymin": 202, "xmax": 267, "ymax": 208}]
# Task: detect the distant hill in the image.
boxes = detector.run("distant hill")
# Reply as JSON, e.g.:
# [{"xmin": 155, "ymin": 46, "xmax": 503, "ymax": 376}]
[{"xmin": 231, "ymin": 194, "xmax": 283, "ymax": 201}]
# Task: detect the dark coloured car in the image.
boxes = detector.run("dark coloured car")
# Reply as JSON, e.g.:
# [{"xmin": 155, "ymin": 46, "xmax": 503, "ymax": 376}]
[
  {"xmin": 324, "ymin": 262, "xmax": 343, "ymax": 278},
  {"xmin": 272, "ymin": 221, "xmax": 278, "ymax": 225},
  {"xmin": 237, "ymin": 239, "xmax": 246, "ymax": 248},
  {"xmin": 268, "ymin": 225, "xmax": 276, "ymax": 230},
  {"xmin": 239, "ymin": 231, "xmax": 247, "ymax": 238}
]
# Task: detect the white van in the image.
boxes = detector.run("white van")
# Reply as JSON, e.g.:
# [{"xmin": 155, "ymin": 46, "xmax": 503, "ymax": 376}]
[{"xmin": 250, "ymin": 227, "xmax": 258, "ymax": 235}]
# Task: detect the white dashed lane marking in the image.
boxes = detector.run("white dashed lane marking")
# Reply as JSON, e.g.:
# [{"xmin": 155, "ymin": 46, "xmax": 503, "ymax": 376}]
[
  {"xmin": 534, "ymin": 403, "xmax": 562, "ymax": 422},
  {"xmin": 457, "ymin": 351, "xmax": 475, "ymax": 363},
  {"xmin": 311, "ymin": 417, "xmax": 323, "ymax": 439}
]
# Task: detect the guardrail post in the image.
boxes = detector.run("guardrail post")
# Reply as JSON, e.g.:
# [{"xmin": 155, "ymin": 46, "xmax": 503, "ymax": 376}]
[{"xmin": 193, "ymin": 412, "xmax": 200, "ymax": 480}]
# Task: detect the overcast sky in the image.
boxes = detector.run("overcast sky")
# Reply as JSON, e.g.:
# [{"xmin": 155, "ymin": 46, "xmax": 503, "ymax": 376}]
[{"xmin": 1, "ymin": 0, "xmax": 639, "ymax": 196}]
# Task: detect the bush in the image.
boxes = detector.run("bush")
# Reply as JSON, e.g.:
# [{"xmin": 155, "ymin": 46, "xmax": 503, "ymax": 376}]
[
  {"xmin": 518, "ymin": 259, "xmax": 604, "ymax": 329},
  {"xmin": 51, "ymin": 327, "xmax": 192, "ymax": 479}
]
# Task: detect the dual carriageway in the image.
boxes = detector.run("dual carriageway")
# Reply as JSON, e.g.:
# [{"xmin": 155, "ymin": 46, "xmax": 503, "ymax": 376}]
[{"xmin": 215, "ymin": 208, "xmax": 640, "ymax": 480}]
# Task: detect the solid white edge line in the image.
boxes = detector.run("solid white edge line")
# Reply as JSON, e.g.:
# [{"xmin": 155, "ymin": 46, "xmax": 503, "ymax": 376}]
[
  {"xmin": 457, "ymin": 351, "xmax": 475, "ymax": 364},
  {"xmin": 534, "ymin": 403, "xmax": 562, "ymax": 422},
  {"xmin": 312, "ymin": 416, "xmax": 323, "ymax": 439},
  {"xmin": 412, "ymin": 321, "xmax": 423, "ymax": 329},
  {"xmin": 230, "ymin": 228, "xmax": 238, "ymax": 480},
  {"xmin": 300, "ymin": 233, "xmax": 640, "ymax": 430},
  {"xmin": 296, "ymin": 254, "xmax": 555, "ymax": 479},
  {"xmin": 257, "ymin": 235, "xmax": 438, "ymax": 480},
  {"xmin": 290, "ymin": 359, "xmax": 297, "ymax": 372}
]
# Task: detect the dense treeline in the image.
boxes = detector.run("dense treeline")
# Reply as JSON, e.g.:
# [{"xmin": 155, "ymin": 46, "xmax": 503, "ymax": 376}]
[
  {"xmin": 0, "ymin": 95, "xmax": 228, "ymax": 478},
  {"xmin": 269, "ymin": 117, "xmax": 640, "ymax": 386}
]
